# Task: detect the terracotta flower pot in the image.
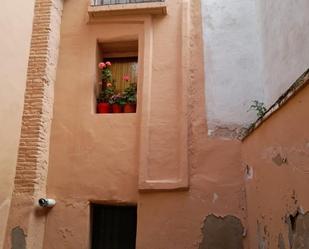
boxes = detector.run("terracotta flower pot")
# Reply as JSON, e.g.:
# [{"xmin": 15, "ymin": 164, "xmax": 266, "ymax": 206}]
[
  {"xmin": 124, "ymin": 104, "xmax": 136, "ymax": 113},
  {"xmin": 112, "ymin": 104, "xmax": 122, "ymax": 113},
  {"xmin": 97, "ymin": 103, "xmax": 110, "ymax": 113}
]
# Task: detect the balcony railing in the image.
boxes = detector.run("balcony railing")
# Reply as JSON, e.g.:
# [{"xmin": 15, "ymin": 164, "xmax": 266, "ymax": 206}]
[
  {"xmin": 92, "ymin": 0, "xmax": 165, "ymax": 6},
  {"xmin": 89, "ymin": 0, "xmax": 167, "ymax": 17}
]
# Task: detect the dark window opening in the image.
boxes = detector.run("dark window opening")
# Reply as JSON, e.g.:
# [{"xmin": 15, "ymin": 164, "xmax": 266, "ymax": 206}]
[{"xmin": 91, "ymin": 204, "xmax": 137, "ymax": 249}]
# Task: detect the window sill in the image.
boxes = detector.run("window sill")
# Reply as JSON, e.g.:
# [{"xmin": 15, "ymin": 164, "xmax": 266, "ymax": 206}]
[{"xmin": 88, "ymin": 2, "xmax": 167, "ymax": 18}]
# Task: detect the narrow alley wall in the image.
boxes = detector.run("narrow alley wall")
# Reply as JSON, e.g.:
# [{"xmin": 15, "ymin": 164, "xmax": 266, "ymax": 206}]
[
  {"xmin": 202, "ymin": 0, "xmax": 309, "ymax": 136},
  {"xmin": 2, "ymin": 0, "xmax": 64, "ymax": 248},
  {"xmin": 242, "ymin": 82, "xmax": 309, "ymax": 249},
  {"xmin": 0, "ymin": 1, "xmax": 35, "ymax": 248}
]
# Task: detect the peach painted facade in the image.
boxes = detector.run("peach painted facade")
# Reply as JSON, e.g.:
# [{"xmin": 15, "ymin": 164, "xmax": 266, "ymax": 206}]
[
  {"xmin": 242, "ymin": 78, "xmax": 309, "ymax": 249},
  {"xmin": 0, "ymin": 0, "xmax": 308, "ymax": 249},
  {"xmin": 43, "ymin": 0, "xmax": 247, "ymax": 248}
]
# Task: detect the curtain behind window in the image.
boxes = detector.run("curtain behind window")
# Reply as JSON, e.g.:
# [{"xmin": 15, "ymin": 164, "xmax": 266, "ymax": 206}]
[{"xmin": 108, "ymin": 57, "xmax": 138, "ymax": 93}]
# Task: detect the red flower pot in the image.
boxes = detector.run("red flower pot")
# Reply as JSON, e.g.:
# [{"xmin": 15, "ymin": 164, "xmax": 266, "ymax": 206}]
[
  {"xmin": 124, "ymin": 104, "xmax": 136, "ymax": 113},
  {"xmin": 97, "ymin": 103, "xmax": 110, "ymax": 113},
  {"xmin": 112, "ymin": 104, "xmax": 122, "ymax": 113}
]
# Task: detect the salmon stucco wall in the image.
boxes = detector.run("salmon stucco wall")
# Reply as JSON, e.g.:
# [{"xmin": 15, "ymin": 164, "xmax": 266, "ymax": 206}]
[
  {"xmin": 42, "ymin": 0, "xmax": 248, "ymax": 249},
  {"xmin": 242, "ymin": 82, "xmax": 309, "ymax": 249},
  {"xmin": 0, "ymin": 1, "xmax": 35, "ymax": 248}
]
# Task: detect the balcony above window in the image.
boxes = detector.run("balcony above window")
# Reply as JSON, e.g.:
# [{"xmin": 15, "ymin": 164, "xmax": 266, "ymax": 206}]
[{"xmin": 88, "ymin": 0, "xmax": 167, "ymax": 18}]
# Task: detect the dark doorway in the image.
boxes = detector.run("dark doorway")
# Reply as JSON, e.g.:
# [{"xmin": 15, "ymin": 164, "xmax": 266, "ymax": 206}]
[{"xmin": 91, "ymin": 204, "xmax": 137, "ymax": 249}]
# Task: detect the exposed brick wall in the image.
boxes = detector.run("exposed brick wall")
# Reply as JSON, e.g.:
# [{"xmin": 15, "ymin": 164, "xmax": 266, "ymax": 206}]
[
  {"xmin": 3, "ymin": 0, "xmax": 63, "ymax": 248},
  {"xmin": 15, "ymin": 0, "xmax": 61, "ymax": 195}
]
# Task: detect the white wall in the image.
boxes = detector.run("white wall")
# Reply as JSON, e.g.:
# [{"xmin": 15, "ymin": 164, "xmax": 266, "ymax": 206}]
[
  {"xmin": 0, "ymin": 0, "xmax": 35, "ymax": 248},
  {"xmin": 201, "ymin": 0, "xmax": 264, "ymax": 132},
  {"xmin": 258, "ymin": 0, "xmax": 309, "ymax": 105},
  {"xmin": 202, "ymin": 0, "xmax": 309, "ymax": 132}
]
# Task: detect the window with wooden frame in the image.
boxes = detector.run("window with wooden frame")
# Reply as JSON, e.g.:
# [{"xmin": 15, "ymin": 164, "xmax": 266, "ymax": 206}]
[{"xmin": 96, "ymin": 40, "xmax": 138, "ymax": 114}]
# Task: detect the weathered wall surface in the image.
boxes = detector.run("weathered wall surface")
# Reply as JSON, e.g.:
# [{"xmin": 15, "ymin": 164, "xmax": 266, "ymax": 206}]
[
  {"xmin": 0, "ymin": 1, "xmax": 35, "ymax": 248},
  {"xmin": 242, "ymin": 83, "xmax": 309, "ymax": 249},
  {"xmin": 257, "ymin": 0, "xmax": 309, "ymax": 106},
  {"xmin": 201, "ymin": 0, "xmax": 264, "ymax": 132},
  {"xmin": 202, "ymin": 0, "xmax": 309, "ymax": 134},
  {"xmin": 43, "ymin": 0, "xmax": 247, "ymax": 249},
  {"xmin": 198, "ymin": 215, "xmax": 244, "ymax": 249}
]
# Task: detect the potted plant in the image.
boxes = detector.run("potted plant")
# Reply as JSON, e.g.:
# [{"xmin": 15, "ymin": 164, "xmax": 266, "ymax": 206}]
[
  {"xmin": 97, "ymin": 61, "xmax": 114, "ymax": 113},
  {"xmin": 97, "ymin": 83, "xmax": 114, "ymax": 113},
  {"xmin": 123, "ymin": 81, "xmax": 137, "ymax": 113},
  {"xmin": 99, "ymin": 61, "xmax": 112, "ymax": 88},
  {"xmin": 109, "ymin": 93, "xmax": 126, "ymax": 113}
]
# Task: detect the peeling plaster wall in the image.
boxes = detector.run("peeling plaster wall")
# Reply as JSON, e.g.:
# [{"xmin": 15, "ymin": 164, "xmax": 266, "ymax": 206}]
[
  {"xmin": 242, "ymin": 84, "xmax": 309, "ymax": 249},
  {"xmin": 11, "ymin": 227, "xmax": 26, "ymax": 249},
  {"xmin": 198, "ymin": 215, "xmax": 244, "ymax": 249},
  {"xmin": 202, "ymin": 0, "xmax": 309, "ymax": 132},
  {"xmin": 136, "ymin": 138, "xmax": 247, "ymax": 249},
  {"xmin": 0, "ymin": 1, "xmax": 35, "ymax": 248}
]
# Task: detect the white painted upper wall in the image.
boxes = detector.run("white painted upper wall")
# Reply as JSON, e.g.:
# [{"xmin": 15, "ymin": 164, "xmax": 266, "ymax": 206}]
[
  {"xmin": 258, "ymin": 0, "xmax": 309, "ymax": 105},
  {"xmin": 202, "ymin": 0, "xmax": 309, "ymax": 131},
  {"xmin": 202, "ymin": 0, "xmax": 264, "ymax": 131},
  {"xmin": 0, "ymin": 0, "xmax": 35, "ymax": 248}
]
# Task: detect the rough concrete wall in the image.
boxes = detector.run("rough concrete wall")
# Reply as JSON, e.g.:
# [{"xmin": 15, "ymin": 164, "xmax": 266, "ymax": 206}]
[
  {"xmin": 257, "ymin": 0, "xmax": 309, "ymax": 106},
  {"xmin": 201, "ymin": 0, "xmax": 264, "ymax": 133},
  {"xmin": 198, "ymin": 215, "xmax": 244, "ymax": 249},
  {"xmin": 242, "ymin": 83, "xmax": 309, "ymax": 249},
  {"xmin": 0, "ymin": 1, "xmax": 35, "ymax": 248},
  {"xmin": 11, "ymin": 227, "xmax": 26, "ymax": 249},
  {"xmin": 3, "ymin": 0, "xmax": 63, "ymax": 248}
]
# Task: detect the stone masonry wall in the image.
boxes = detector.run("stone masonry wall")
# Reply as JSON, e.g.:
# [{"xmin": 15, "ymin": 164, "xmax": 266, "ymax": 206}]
[{"xmin": 3, "ymin": 0, "xmax": 63, "ymax": 248}]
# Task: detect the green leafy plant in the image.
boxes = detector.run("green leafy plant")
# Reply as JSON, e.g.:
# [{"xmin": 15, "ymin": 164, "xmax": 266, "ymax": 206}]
[
  {"xmin": 123, "ymin": 83, "xmax": 137, "ymax": 104},
  {"xmin": 248, "ymin": 100, "xmax": 267, "ymax": 118},
  {"xmin": 97, "ymin": 84, "xmax": 114, "ymax": 103},
  {"xmin": 102, "ymin": 68, "xmax": 112, "ymax": 83},
  {"xmin": 97, "ymin": 61, "xmax": 115, "ymax": 103}
]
